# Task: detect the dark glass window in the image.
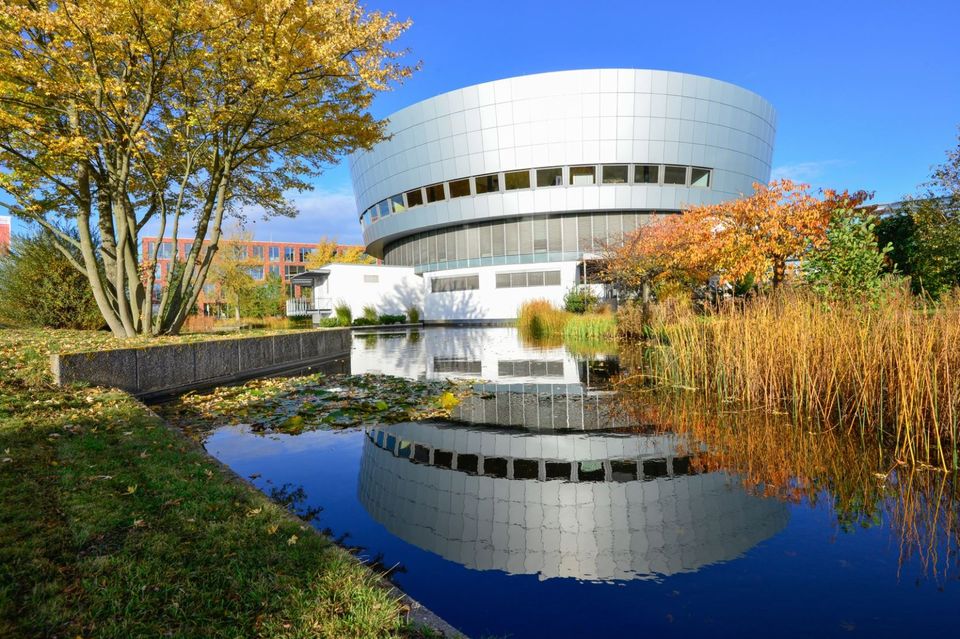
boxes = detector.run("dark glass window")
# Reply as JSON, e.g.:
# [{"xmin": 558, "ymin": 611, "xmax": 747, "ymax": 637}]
[
  {"xmin": 536, "ymin": 167, "xmax": 563, "ymax": 187},
  {"xmin": 406, "ymin": 188, "xmax": 424, "ymax": 207},
  {"xmin": 691, "ymin": 167, "xmax": 711, "ymax": 187},
  {"xmin": 474, "ymin": 173, "xmax": 500, "ymax": 194},
  {"xmin": 602, "ymin": 165, "xmax": 628, "ymax": 184},
  {"xmin": 664, "ymin": 165, "xmax": 687, "ymax": 185},
  {"xmin": 425, "ymin": 183, "xmax": 445, "ymax": 203},
  {"xmin": 569, "ymin": 165, "xmax": 596, "ymax": 185},
  {"xmin": 449, "ymin": 178, "xmax": 471, "ymax": 198},
  {"xmin": 634, "ymin": 164, "xmax": 659, "ymax": 184},
  {"xmin": 504, "ymin": 170, "xmax": 531, "ymax": 190}
]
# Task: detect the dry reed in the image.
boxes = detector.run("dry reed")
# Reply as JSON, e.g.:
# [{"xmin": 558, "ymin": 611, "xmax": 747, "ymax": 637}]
[{"xmin": 639, "ymin": 288, "xmax": 960, "ymax": 469}]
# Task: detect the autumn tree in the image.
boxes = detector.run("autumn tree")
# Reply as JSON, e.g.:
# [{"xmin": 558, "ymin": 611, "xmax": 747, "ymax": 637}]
[
  {"xmin": 206, "ymin": 230, "xmax": 261, "ymax": 320},
  {"xmin": 0, "ymin": 0, "xmax": 412, "ymax": 336},
  {"xmin": 609, "ymin": 180, "xmax": 870, "ymax": 291},
  {"xmin": 305, "ymin": 237, "xmax": 375, "ymax": 269}
]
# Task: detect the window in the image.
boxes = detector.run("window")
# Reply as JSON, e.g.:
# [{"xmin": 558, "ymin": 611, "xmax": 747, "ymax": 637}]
[
  {"xmin": 536, "ymin": 167, "xmax": 563, "ymax": 187},
  {"xmin": 449, "ymin": 178, "xmax": 471, "ymax": 198},
  {"xmin": 363, "ymin": 274, "xmax": 379, "ymax": 284},
  {"xmin": 532, "ymin": 217, "xmax": 547, "ymax": 253},
  {"xmin": 405, "ymin": 188, "xmax": 424, "ymax": 208},
  {"xmin": 299, "ymin": 247, "xmax": 313, "ymax": 262},
  {"xmin": 390, "ymin": 194, "xmax": 406, "ymax": 213},
  {"xmin": 284, "ymin": 246, "xmax": 295, "ymax": 261},
  {"xmin": 233, "ymin": 245, "xmax": 247, "ymax": 260},
  {"xmin": 602, "ymin": 165, "xmax": 628, "ymax": 184},
  {"xmin": 569, "ymin": 165, "xmax": 596, "ymax": 185},
  {"xmin": 474, "ymin": 173, "xmax": 499, "ymax": 194},
  {"xmin": 284, "ymin": 264, "xmax": 305, "ymax": 278},
  {"xmin": 691, "ymin": 167, "xmax": 711, "ymax": 188},
  {"xmin": 146, "ymin": 241, "xmax": 156, "ymax": 256},
  {"xmin": 246, "ymin": 266, "xmax": 264, "ymax": 280},
  {"xmin": 269, "ymin": 246, "xmax": 280, "ymax": 261},
  {"xmin": 252, "ymin": 245, "xmax": 264, "ymax": 260},
  {"xmin": 431, "ymin": 274, "xmax": 479, "ymax": 293},
  {"xmin": 158, "ymin": 242, "xmax": 173, "ymax": 259},
  {"xmin": 504, "ymin": 170, "xmax": 530, "ymax": 191},
  {"xmin": 425, "ymin": 183, "xmax": 445, "ymax": 203},
  {"xmin": 377, "ymin": 200, "xmax": 390, "ymax": 217},
  {"xmin": 495, "ymin": 270, "xmax": 562, "ymax": 288},
  {"xmin": 182, "ymin": 242, "xmax": 193, "ymax": 258},
  {"xmin": 664, "ymin": 165, "xmax": 687, "ymax": 185},
  {"xmin": 635, "ymin": 164, "xmax": 660, "ymax": 184},
  {"xmin": 203, "ymin": 283, "xmax": 216, "ymax": 296},
  {"xmin": 268, "ymin": 264, "xmax": 280, "ymax": 278}
]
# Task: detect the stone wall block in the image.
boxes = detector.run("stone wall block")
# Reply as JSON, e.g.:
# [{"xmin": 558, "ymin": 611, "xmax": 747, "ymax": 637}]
[
  {"xmin": 194, "ymin": 339, "xmax": 241, "ymax": 381},
  {"xmin": 137, "ymin": 344, "xmax": 196, "ymax": 393}
]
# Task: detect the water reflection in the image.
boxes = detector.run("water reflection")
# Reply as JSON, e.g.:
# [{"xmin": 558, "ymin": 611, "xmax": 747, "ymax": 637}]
[
  {"xmin": 350, "ymin": 327, "xmax": 618, "ymax": 391},
  {"xmin": 358, "ymin": 420, "xmax": 788, "ymax": 581}
]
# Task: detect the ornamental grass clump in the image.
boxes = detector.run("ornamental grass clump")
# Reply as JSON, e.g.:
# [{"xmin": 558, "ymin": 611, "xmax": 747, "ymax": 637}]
[
  {"xmin": 517, "ymin": 299, "xmax": 569, "ymax": 340},
  {"xmin": 641, "ymin": 287, "xmax": 960, "ymax": 469}
]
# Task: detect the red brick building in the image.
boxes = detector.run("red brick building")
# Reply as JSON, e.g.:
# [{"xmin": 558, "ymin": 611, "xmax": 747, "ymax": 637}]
[
  {"xmin": 141, "ymin": 236, "xmax": 367, "ymax": 314},
  {"xmin": 0, "ymin": 216, "xmax": 11, "ymax": 254}
]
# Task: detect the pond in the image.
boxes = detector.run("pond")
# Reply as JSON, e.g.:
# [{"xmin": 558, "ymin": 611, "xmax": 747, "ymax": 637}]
[{"xmin": 192, "ymin": 327, "xmax": 960, "ymax": 637}]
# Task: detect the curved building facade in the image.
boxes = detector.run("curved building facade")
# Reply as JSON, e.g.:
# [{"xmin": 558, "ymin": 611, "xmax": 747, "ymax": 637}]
[{"xmin": 347, "ymin": 69, "xmax": 776, "ymax": 321}]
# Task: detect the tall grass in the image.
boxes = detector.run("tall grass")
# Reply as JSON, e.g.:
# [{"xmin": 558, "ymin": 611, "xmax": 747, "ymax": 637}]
[
  {"xmin": 517, "ymin": 299, "xmax": 569, "ymax": 340},
  {"xmin": 639, "ymin": 288, "xmax": 960, "ymax": 469},
  {"xmin": 517, "ymin": 299, "xmax": 617, "ymax": 343}
]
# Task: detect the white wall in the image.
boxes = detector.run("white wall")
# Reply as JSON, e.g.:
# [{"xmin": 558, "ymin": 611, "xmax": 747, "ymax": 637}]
[
  {"xmin": 423, "ymin": 261, "xmax": 580, "ymax": 322},
  {"xmin": 316, "ymin": 264, "xmax": 423, "ymax": 318}
]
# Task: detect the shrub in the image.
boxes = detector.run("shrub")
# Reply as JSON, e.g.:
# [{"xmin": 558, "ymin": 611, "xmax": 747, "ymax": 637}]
[
  {"xmin": 406, "ymin": 306, "xmax": 421, "ymax": 323},
  {"xmin": 563, "ymin": 286, "xmax": 598, "ymax": 314},
  {"xmin": 334, "ymin": 303, "xmax": 352, "ymax": 327},
  {"xmin": 378, "ymin": 314, "xmax": 406, "ymax": 325},
  {"xmin": 362, "ymin": 304, "xmax": 378, "ymax": 322},
  {"xmin": 803, "ymin": 209, "xmax": 892, "ymax": 303},
  {"xmin": 317, "ymin": 317, "xmax": 340, "ymax": 328},
  {"xmin": 0, "ymin": 231, "xmax": 104, "ymax": 329},
  {"xmin": 351, "ymin": 317, "xmax": 376, "ymax": 326}
]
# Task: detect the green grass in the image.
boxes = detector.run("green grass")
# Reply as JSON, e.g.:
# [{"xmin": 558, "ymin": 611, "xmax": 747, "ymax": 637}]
[{"xmin": 0, "ymin": 329, "xmax": 437, "ymax": 638}]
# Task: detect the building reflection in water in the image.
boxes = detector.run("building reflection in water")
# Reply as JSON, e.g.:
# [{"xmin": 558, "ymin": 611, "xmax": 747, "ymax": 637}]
[{"xmin": 358, "ymin": 420, "xmax": 789, "ymax": 581}]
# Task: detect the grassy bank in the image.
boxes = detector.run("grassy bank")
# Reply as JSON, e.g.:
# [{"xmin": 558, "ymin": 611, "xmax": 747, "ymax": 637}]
[
  {"xmin": 638, "ymin": 289, "xmax": 960, "ymax": 470},
  {"xmin": 0, "ymin": 330, "xmax": 426, "ymax": 638}
]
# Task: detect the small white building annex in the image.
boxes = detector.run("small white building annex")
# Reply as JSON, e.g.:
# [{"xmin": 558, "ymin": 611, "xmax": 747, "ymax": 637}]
[{"xmin": 287, "ymin": 263, "xmax": 422, "ymax": 320}]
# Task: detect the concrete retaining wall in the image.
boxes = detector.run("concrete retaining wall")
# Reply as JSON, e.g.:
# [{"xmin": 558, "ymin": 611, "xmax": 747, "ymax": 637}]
[{"xmin": 51, "ymin": 329, "xmax": 352, "ymax": 399}]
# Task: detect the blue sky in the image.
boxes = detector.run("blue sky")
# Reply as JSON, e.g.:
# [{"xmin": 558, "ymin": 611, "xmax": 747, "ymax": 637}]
[{"xmin": 11, "ymin": 0, "xmax": 960, "ymax": 244}]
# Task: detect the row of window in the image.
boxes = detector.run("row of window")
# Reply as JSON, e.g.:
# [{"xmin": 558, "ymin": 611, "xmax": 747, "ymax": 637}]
[
  {"xmin": 360, "ymin": 163, "xmax": 711, "ymax": 227},
  {"xmin": 384, "ymin": 211, "xmax": 655, "ymax": 271},
  {"xmin": 495, "ymin": 270, "xmax": 561, "ymax": 288},
  {"xmin": 431, "ymin": 274, "xmax": 480, "ymax": 293},
  {"xmin": 365, "ymin": 428, "xmax": 698, "ymax": 482},
  {"xmin": 145, "ymin": 241, "xmax": 315, "ymax": 263}
]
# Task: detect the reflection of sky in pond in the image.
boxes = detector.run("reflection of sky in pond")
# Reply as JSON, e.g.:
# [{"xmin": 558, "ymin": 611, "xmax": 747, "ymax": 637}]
[{"xmin": 201, "ymin": 328, "xmax": 960, "ymax": 638}]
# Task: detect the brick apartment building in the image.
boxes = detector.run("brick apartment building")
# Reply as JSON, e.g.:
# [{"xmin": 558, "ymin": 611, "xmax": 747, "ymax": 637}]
[
  {"xmin": 0, "ymin": 215, "xmax": 11, "ymax": 254},
  {"xmin": 141, "ymin": 236, "xmax": 366, "ymax": 315}
]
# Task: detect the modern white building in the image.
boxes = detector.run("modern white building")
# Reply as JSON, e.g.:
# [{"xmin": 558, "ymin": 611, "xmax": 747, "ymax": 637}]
[{"xmin": 291, "ymin": 69, "xmax": 776, "ymax": 322}]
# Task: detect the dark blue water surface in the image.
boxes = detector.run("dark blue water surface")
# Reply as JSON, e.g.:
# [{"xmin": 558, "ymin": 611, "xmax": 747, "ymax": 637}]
[{"xmin": 201, "ymin": 329, "xmax": 960, "ymax": 638}]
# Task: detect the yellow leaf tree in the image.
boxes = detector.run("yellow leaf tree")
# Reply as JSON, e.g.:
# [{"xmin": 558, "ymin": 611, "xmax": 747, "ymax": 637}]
[
  {"xmin": 305, "ymin": 237, "xmax": 376, "ymax": 269},
  {"xmin": 0, "ymin": 0, "xmax": 412, "ymax": 336}
]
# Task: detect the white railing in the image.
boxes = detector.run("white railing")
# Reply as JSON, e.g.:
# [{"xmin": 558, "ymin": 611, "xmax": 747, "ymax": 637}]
[
  {"xmin": 286, "ymin": 298, "xmax": 315, "ymax": 316},
  {"xmin": 286, "ymin": 297, "xmax": 335, "ymax": 316}
]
